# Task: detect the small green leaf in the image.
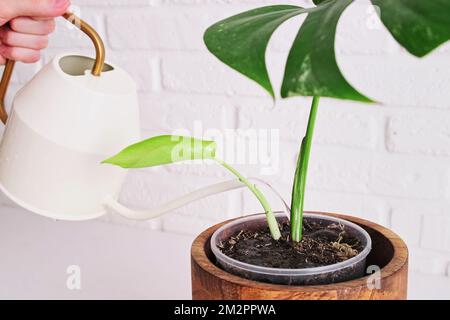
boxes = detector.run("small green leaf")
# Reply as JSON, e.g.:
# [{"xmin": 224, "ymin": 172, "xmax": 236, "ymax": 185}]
[
  {"xmin": 371, "ymin": 0, "xmax": 450, "ymax": 57},
  {"xmin": 204, "ymin": 5, "xmax": 308, "ymax": 97},
  {"xmin": 102, "ymin": 135, "xmax": 216, "ymax": 169},
  {"xmin": 281, "ymin": 0, "xmax": 373, "ymax": 102}
]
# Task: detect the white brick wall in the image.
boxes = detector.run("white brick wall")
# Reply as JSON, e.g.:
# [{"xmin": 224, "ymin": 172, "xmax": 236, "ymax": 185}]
[{"xmin": 1, "ymin": 0, "xmax": 450, "ymax": 298}]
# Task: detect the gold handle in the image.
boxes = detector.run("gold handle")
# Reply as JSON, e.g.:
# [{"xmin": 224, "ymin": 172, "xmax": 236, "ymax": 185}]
[{"xmin": 0, "ymin": 12, "xmax": 106, "ymax": 125}]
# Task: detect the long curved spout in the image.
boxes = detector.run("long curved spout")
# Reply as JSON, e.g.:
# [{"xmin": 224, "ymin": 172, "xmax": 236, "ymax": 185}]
[{"xmin": 103, "ymin": 178, "xmax": 290, "ymax": 221}]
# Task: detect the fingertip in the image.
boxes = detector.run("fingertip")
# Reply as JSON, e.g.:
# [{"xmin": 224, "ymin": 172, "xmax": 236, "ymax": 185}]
[
  {"xmin": 1, "ymin": 0, "xmax": 71, "ymax": 20},
  {"xmin": 22, "ymin": 50, "xmax": 41, "ymax": 63},
  {"xmin": 1, "ymin": 46, "xmax": 41, "ymax": 64},
  {"xmin": 10, "ymin": 17, "xmax": 56, "ymax": 35},
  {"xmin": 28, "ymin": 53, "xmax": 41, "ymax": 63},
  {"xmin": 46, "ymin": 20, "xmax": 56, "ymax": 34},
  {"xmin": 52, "ymin": 0, "xmax": 71, "ymax": 16},
  {"xmin": 36, "ymin": 36, "xmax": 49, "ymax": 50}
]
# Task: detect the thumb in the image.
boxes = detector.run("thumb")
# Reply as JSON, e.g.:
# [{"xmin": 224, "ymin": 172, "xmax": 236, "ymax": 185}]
[{"xmin": 0, "ymin": 0, "xmax": 71, "ymax": 25}]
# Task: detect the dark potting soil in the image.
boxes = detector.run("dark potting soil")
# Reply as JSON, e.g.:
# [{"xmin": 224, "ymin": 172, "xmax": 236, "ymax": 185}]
[{"xmin": 218, "ymin": 219, "xmax": 364, "ymax": 269}]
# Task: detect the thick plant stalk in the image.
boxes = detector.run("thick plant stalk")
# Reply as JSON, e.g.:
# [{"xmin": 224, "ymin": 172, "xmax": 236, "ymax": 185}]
[
  {"xmin": 216, "ymin": 160, "xmax": 282, "ymax": 240},
  {"xmin": 290, "ymin": 96, "xmax": 320, "ymax": 242}
]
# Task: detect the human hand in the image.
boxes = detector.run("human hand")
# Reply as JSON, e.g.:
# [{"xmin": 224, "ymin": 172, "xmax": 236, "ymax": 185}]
[{"xmin": 0, "ymin": 0, "xmax": 71, "ymax": 64}]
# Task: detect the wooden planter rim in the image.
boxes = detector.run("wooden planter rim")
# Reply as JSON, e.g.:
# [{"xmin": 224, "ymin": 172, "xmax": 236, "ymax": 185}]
[{"xmin": 191, "ymin": 211, "xmax": 408, "ymax": 293}]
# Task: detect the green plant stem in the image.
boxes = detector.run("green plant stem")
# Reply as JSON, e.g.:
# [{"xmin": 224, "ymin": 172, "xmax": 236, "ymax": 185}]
[
  {"xmin": 290, "ymin": 96, "xmax": 320, "ymax": 242},
  {"xmin": 215, "ymin": 159, "xmax": 281, "ymax": 240}
]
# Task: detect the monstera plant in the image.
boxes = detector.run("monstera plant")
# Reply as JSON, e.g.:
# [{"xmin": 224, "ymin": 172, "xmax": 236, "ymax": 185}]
[
  {"xmin": 203, "ymin": 0, "xmax": 450, "ymax": 242},
  {"xmin": 102, "ymin": 0, "xmax": 449, "ymax": 297}
]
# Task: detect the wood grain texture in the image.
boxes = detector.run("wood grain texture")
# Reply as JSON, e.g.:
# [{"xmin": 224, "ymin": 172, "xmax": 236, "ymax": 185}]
[{"xmin": 191, "ymin": 212, "xmax": 408, "ymax": 300}]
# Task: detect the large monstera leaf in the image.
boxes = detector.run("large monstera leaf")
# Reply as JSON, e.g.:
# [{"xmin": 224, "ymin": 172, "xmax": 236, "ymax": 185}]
[
  {"xmin": 371, "ymin": 0, "xmax": 450, "ymax": 57},
  {"xmin": 281, "ymin": 0, "xmax": 371, "ymax": 101},
  {"xmin": 204, "ymin": 0, "xmax": 450, "ymax": 101},
  {"xmin": 204, "ymin": 5, "xmax": 307, "ymax": 97}
]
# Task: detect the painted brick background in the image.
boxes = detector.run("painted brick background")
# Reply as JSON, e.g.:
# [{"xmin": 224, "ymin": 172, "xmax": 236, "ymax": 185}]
[{"xmin": 1, "ymin": 0, "xmax": 450, "ymax": 298}]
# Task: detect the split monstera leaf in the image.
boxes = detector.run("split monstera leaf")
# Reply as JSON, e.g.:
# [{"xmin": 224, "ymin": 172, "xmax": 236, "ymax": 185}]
[
  {"xmin": 203, "ymin": 0, "xmax": 450, "ymax": 241},
  {"xmin": 204, "ymin": 0, "xmax": 450, "ymax": 100}
]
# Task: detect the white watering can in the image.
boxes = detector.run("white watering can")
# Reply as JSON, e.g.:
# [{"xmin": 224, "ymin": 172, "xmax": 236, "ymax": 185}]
[{"xmin": 0, "ymin": 13, "xmax": 287, "ymax": 222}]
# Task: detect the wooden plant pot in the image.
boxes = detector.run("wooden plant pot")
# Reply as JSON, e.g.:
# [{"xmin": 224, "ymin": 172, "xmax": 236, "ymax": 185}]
[{"xmin": 191, "ymin": 212, "xmax": 408, "ymax": 300}]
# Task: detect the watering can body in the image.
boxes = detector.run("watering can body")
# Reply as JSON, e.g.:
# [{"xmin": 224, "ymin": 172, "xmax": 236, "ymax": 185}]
[
  {"xmin": 0, "ymin": 12, "xmax": 250, "ymax": 223},
  {"xmin": 0, "ymin": 54, "xmax": 140, "ymax": 220}
]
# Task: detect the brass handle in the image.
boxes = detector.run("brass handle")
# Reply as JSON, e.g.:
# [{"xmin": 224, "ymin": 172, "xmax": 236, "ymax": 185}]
[{"xmin": 0, "ymin": 12, "xmax": 106, "ymax": 125}]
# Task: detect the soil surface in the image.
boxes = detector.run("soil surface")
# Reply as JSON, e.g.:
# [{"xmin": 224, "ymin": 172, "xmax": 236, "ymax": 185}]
[{"xmin": 219, "ymin": 219, "xmax": 364, "ymax": 269}]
